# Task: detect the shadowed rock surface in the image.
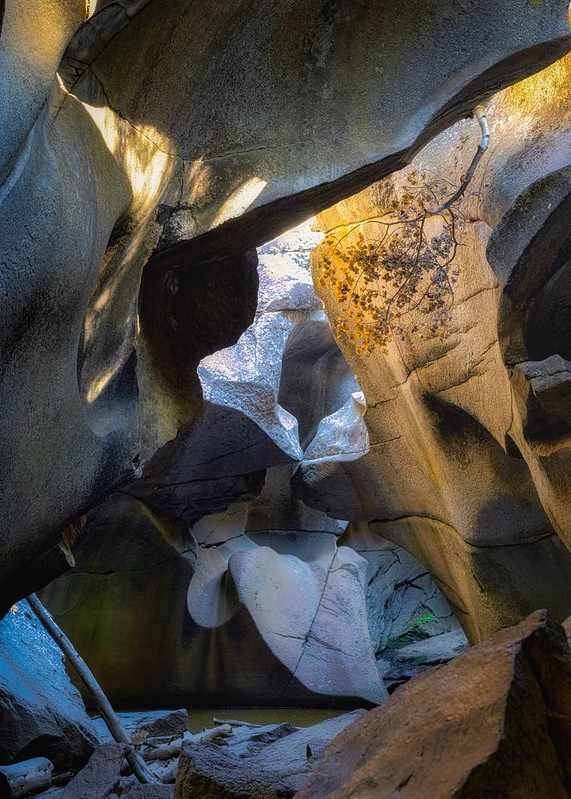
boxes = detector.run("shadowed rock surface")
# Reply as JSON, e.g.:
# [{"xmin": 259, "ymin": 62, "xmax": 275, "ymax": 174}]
[
  {"xmin": 0, "ymin": 601, "xmax": 99, "ymax": 770},
  {"xmin": 174, "ymin": 710, "xmax": 366, "ymax": 799},
  {"xmin": 40, "ymin": 228, "xmax": 466, "ymax": 707},
  {"xmin": 294, "ymin": 610, "xmax": 571, "ymax": 799},
  {"xmin": 1, "ymin": 0, "xmax": 569, "ymax": 612}
]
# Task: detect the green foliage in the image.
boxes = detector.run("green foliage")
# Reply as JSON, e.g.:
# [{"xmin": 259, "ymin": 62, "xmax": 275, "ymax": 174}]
[
  {"xmin": 413, "ymin": 612, "xmax": 436, "ymax": 628},
  {"xmin": 384, "ymin": 613, "xmax": 436, "ymax": 651}
]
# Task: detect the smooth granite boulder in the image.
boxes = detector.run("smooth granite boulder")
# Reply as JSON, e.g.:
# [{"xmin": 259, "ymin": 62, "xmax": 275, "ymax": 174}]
[
  {"xmin": 0, "ymin": 601, "xmax": 99, "ymax": 770},
  {"xmin": 1, "ymin": 0, "xmax": 569, "ymax": 609},
  {"xmin": 305, "ymin": 54, "xmax": 571, "ymax": 642}
]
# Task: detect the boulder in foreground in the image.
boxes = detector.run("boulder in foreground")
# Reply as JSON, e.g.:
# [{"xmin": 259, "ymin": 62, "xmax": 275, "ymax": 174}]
[
  {"xmin": 0, "ymin": 602, "xmax": 98, "ymax": 770},
  {"xmin": 174, "ymin": 710, "xmax": 366, "ymax": 798},
  {"xmin": 294, "ymin": 610, "xmax": 571, "ymax": 798}
]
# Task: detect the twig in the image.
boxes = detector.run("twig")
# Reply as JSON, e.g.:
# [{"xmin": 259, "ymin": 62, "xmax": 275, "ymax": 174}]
[
  {"xmin": 425, "ymin": 105, "xmax": 489, "ymax": 215},
  {"xmin": 213, "ymin": 718, "xmax": 261, "ymax": 728}
]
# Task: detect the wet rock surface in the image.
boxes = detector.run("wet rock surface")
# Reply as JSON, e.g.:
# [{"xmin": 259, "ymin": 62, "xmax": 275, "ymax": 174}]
[
  {"xmin": 174, "ymin": 711, "xmax": 366, "ymax": 799},
  {"xmin": 294, "ymin": 610, "xmax": 571, "ymax": 799},
  {"xmin": 0, "ymin": 602, "xmax": 99, "ymax": 771}
]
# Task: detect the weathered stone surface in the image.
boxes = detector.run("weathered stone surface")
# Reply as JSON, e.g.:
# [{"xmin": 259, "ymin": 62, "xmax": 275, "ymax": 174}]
[
  {"xmin": 301, "ymin": 392, "xmax": 369, "ymax": 466},
  {"xmin": 1, "ymin": 0, "xmax": 569, "ymax": 609},
  {"xmin": 122, "ymin": 400, "xmax": 294, "ymax": 521},
  {"xmin": 92, "ymin": 710, "xmax": 189, "ymax": 743},
  {"xmin": 341, "ymin": 524, "xmax": 469, "ymax": 687},
  {"xmin": 377, "ymin": 628, "xmax": 470, "ymax": 689},
  {"xmin": 124, "ymin": 786, "xmax": 174, "ymax": 799},
  {"xmin": 41, "ymin": 491, "xmax": 386, "ymax": 707},
  {"xmin": 227, "ymin": 538, "xmax": 387, "ymax": 705},
  {"xmin": 0, "ymin": 0, "xmax": 85, "ymax": 184},
  {"xmin": 0, "ymin": 602, "xmax": 98, "ymax": 770},
  {"xmin": 74, "ymin": 0, "xmax": 571, "ymax": 254},
  {"xmin": 306, "ymin": 54, "xmax": 571, "ymax": 641},
  {"xmin": 56, "ymin": 743, "xmax": 125, "ymax": 799},
  {"xmin": 220, "ymin": 722, "xmax": 300, "ymax": 759},
  {"xmin": 511, "ymin": 355, "xmax": 571, "ymax": 455},
  {"xmin": 40, "ymin": 230, "xmax": 388, "ymax": 707},
  {"xmin": 295, "ymin": 610, "xmax": 571, "ymax": 799},
  {"xmin": 175, "ymin": 711, "xmax": 366, "ymax": 799}
]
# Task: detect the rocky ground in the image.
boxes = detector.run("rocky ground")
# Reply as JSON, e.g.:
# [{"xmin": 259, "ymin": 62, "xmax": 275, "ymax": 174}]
[{"xmin": 2, "ymin": 610, "xmax": 567, "ymax": 799}]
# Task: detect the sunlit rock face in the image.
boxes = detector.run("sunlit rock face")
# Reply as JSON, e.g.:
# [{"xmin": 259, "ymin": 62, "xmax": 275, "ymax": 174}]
[
  {"xmin": 41, "ymin": 228, "xmax": 465, "ymax": 707},
  {"xmin": 1, "ymin": 0, "xmax": 570, "ymax": 609},
  {"xmin": 304, "ymin": 55, "xmax": 571, "ymax": 644}
]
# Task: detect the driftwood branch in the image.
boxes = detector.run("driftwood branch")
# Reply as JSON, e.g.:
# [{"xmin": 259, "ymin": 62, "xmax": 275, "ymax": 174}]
[
  {"xmin": 426, "ymin": 104, "xmax": 490, "ymax": 216},
  {"xmin": 26, "ymin": 594, "xmax": 159, "ymax": 785},
  {"xmin": 213, "ymin": 718, "xmax": 261, "ymax": 728},
  {"xmin": 193, "ymin": 724, "xmax": 233, "ymax": 743},
  {"xmin": 0, "ymin": 758, "xmax": 53, "ymax": 798},
  {"xmin": 138, "ymin": 737, "xmax": 186, "ymax": 762}
]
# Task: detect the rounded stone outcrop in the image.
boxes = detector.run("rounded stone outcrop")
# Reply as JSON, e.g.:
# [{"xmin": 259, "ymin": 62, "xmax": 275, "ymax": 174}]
[
  {"xmin": 1, "ymin": 0, "xmax": 569, "ymax": 607},
  {"xmin": 40, "ymin": 227, "xmax": 464, "ymax": 707},
  {"xmin": 305, "ymin": 55, "xmax": 571, "ymax": 642}
]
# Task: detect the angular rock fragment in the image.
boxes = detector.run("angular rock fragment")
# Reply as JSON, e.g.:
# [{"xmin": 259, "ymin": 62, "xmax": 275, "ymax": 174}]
[
  {"xmin": 91, "ymin": 710, "xmax": 189, "ymax": 744},
  {"xmin": 56, "ymin": 743, "xmax": 125, "ymax": 799},
  {"xmin": 294, "ymin": 610, "xmax": 571, "ymax": 798},
  {"xmin": 174, "ymin": 711, "xmax": 366, "ymax": 799},
  {"xmin": 512, "ymin": 355, "xmax": 571, "ymax": 455},
  {"xmin": 377, "ymin": 628, "xmax": 470, "ymax": 690}
]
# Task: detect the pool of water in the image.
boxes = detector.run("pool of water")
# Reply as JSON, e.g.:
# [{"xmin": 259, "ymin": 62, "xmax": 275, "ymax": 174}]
[{"xmin": 186, "ymin": 707, "xmax": 347, "ymax": 733}]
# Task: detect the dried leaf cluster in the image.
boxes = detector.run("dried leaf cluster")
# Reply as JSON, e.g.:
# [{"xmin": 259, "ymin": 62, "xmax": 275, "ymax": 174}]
[{"xmin": 318, "ymin": 171, "xmax": 470, "ymax": 356}]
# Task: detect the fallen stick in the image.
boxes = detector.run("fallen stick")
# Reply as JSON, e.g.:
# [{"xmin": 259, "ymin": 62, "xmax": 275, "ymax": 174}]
[
  {"xmin": 0, "ymin": 757, "xmax": 53, "ymax": 798},
  {"xmin": 194, "ymin": 724, "xmax": 233, "ymax": 743},
  {"xmin": 26, "ymin": 594, "xmax": 158, "ymax": 785},
  {"xmin": 139, "ymin": 738, "xmax": 184, "ymax": 761},
  {"xmin": 213, "ymin": 718, "xmax": 261, "ymax": 728}
]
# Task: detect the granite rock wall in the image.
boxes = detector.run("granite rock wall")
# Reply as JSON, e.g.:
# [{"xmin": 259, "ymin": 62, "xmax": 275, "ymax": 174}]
[{"xmin": 1, "ymin": 0, "xmax": 569, "ymax": 611}]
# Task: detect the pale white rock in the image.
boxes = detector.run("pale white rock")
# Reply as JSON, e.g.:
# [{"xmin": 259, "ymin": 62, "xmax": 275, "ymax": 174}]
[
  {"xmin": 257, "ymin": 253, "xmax": 322, "ymax": 313},
  {"xmin": 302, "ymin": 392, "xmax": 369, "ymax": 465},
  {"xmin": 186, "ymin": 534, "xmax": 257, "ymax": 628},
  {"xmin": 199, "ymin": 311, "xmax": 303, "ymax": 462},
  {"xmin": 228, "ymin": 541, "xmax": 388, "ymax": 705},
  {"xmin": 198, "ymin": 247, "xmax": 329, "ymax": 463}
]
